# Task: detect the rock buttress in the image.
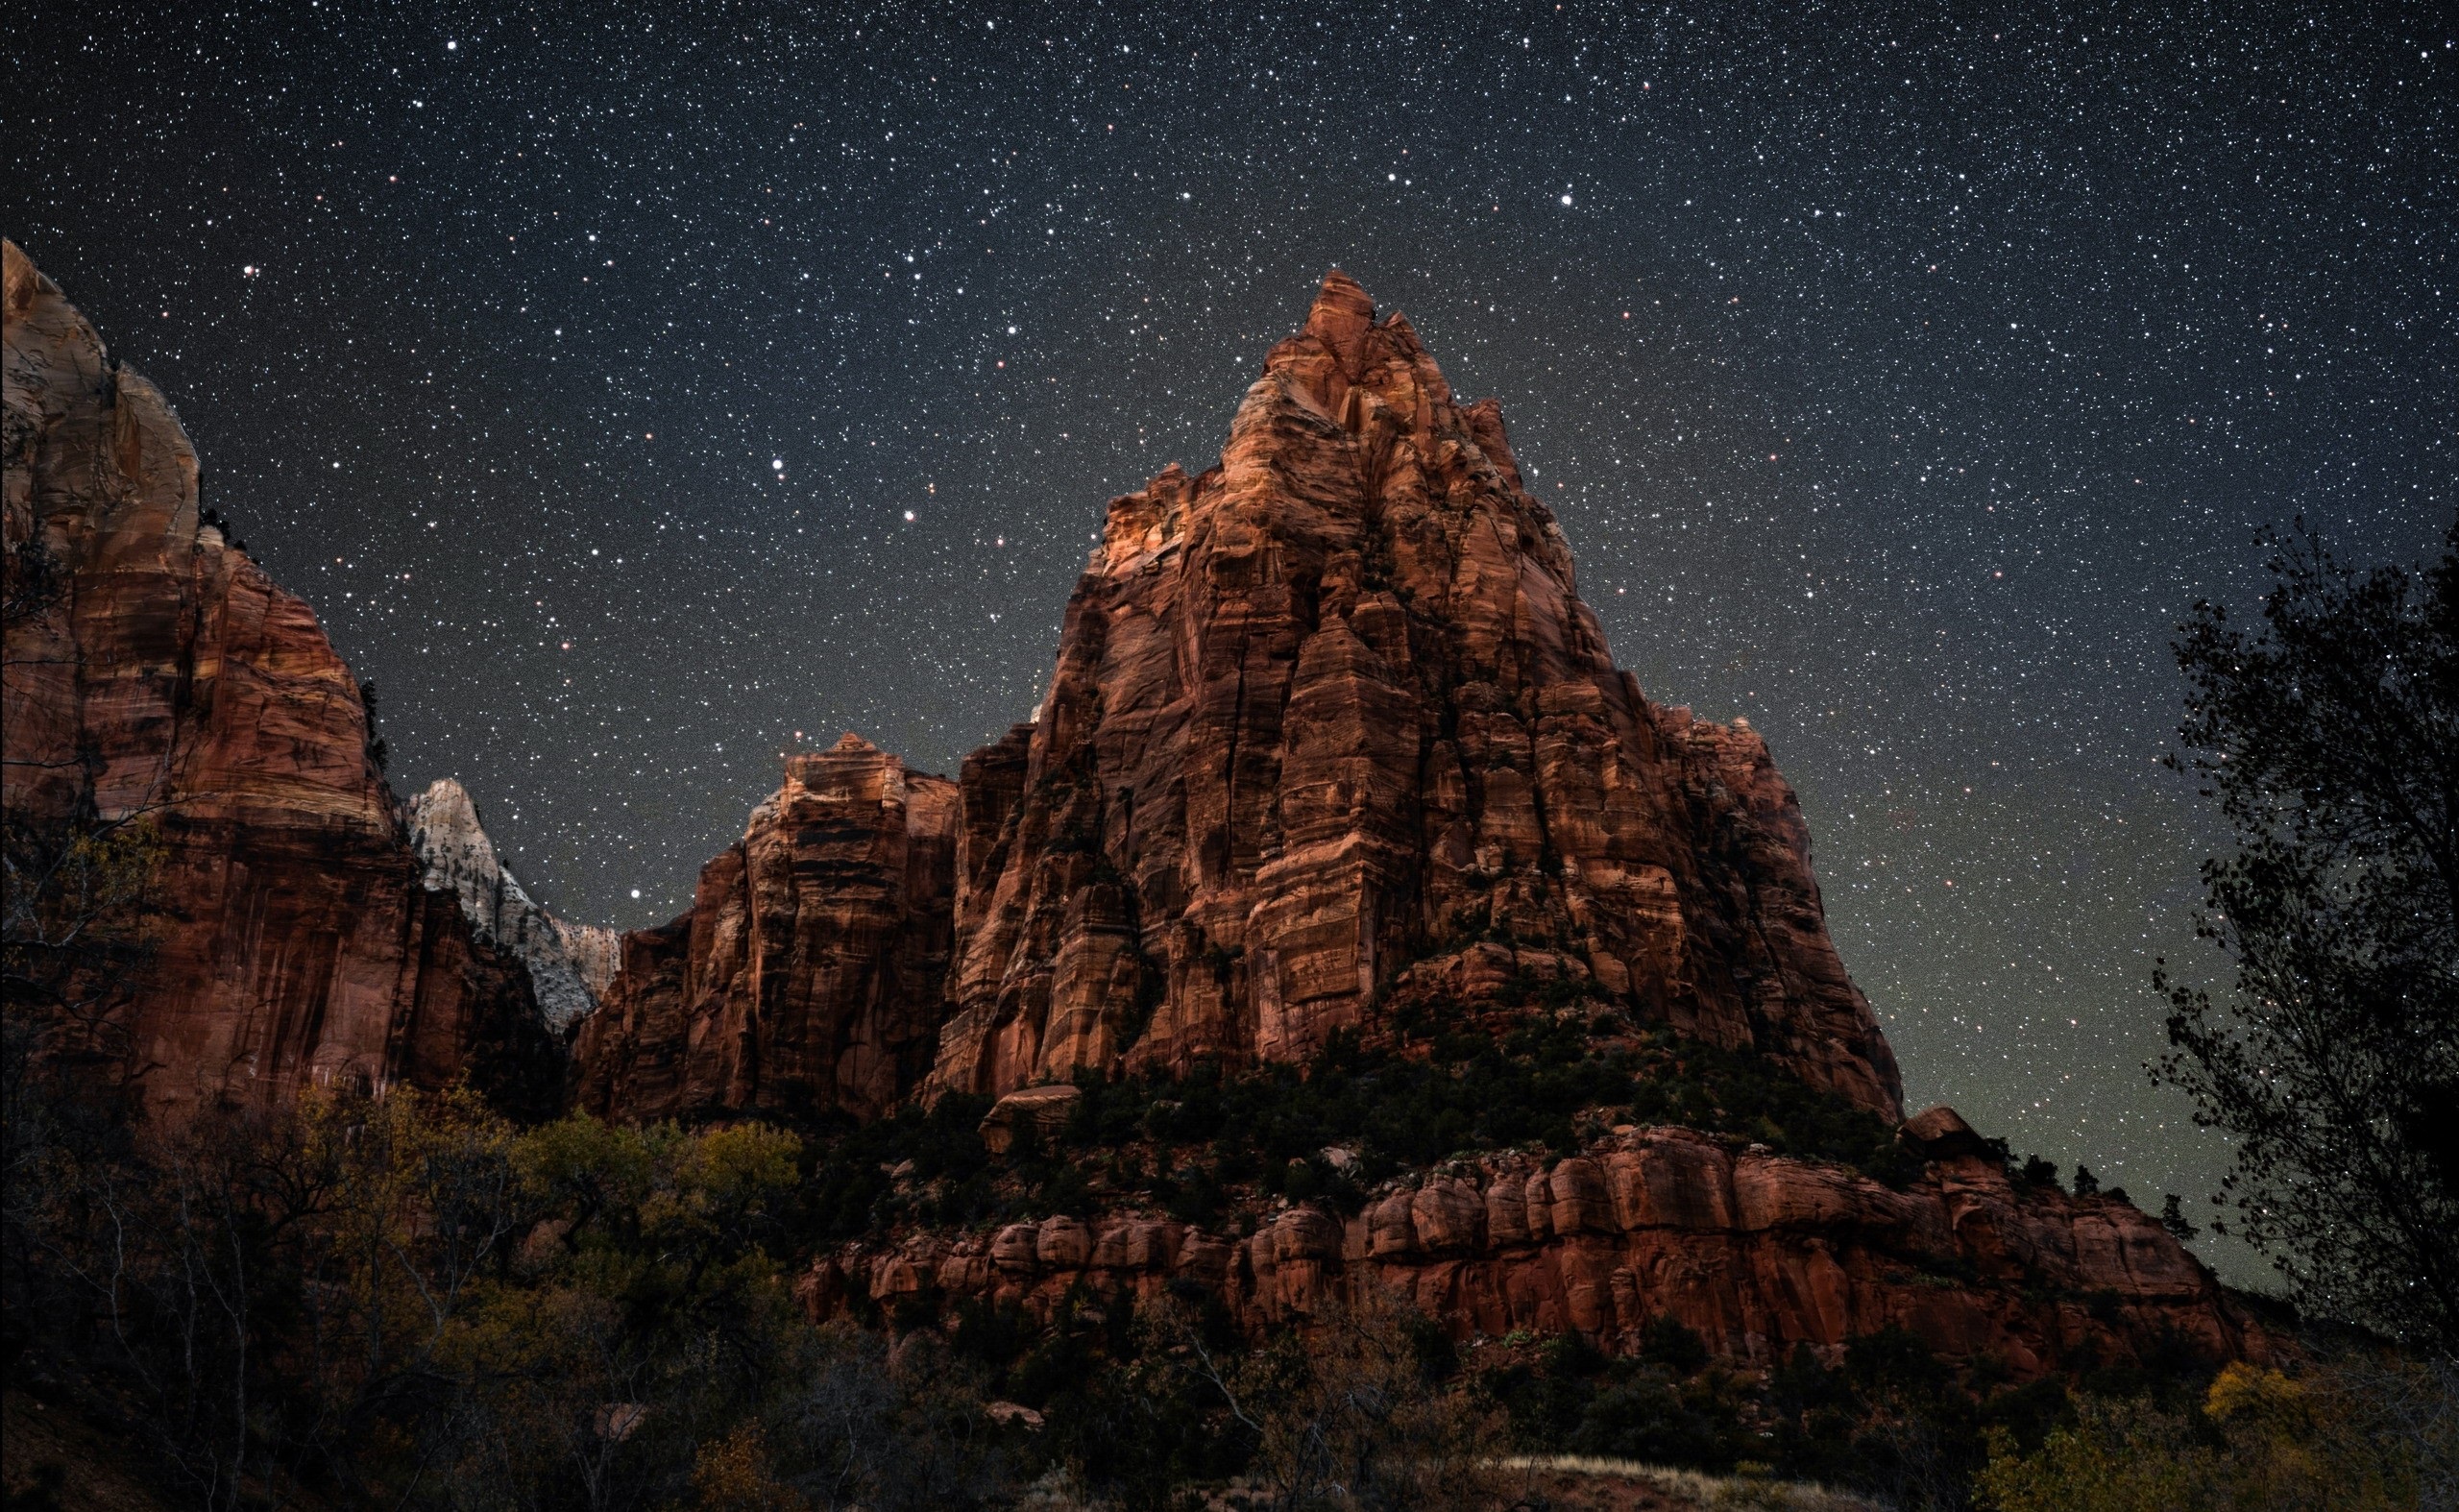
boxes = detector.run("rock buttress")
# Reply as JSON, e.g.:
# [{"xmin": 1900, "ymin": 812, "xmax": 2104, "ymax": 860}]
[{"xmin": 572, "ymin": 734, "xmax": 961, "ymax": 1121}]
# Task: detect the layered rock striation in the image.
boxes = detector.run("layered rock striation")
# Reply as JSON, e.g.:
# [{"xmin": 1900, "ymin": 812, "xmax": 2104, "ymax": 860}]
[
  {"xmin": 807, "ymin": 1109, "xmax": 2269, "ymax": 1373},
  {"xmin": 2, "ymin": 239, "xmax": 553, "ymax": 1119},
  {"xmin": 920, "ymin": 269, "xmax": 1900, "ymax": 1115},
  {"xmin": 408, "ymin": 777, "xmax": 620, "ymax": 1030},
  {"xmin": 572, "ymin": 734, "xmax": 961, "ymax": 1121}
]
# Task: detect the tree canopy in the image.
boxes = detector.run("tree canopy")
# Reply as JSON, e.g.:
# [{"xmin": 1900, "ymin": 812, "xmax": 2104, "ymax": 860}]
[{"xmin": 2156, "ymin": 520, "xmax": 2459, "ymax": 1350}]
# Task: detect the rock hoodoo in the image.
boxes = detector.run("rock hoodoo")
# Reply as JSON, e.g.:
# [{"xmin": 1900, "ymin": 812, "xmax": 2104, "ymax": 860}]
[{"xmin": 1, "ymin": 239, "xmax": 555, "ymax": 1119}]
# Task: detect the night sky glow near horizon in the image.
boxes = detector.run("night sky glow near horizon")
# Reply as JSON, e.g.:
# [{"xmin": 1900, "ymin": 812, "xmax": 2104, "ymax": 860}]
[{"xmin": 7, "ymin": 2, "xmax": 2451, "ymax": 1282}]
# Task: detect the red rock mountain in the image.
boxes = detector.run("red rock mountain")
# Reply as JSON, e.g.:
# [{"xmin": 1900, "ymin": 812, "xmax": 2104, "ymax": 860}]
[
  {"xmin": 585, "ymin": 269, "xmax": 2272, "ymax": 1377},
  {"xmin": 921, "ymin": 270, "xmax": 1899, "ymax": 1116},
  {"xmin": 2, "ymin": 239, "xmax": 552, "ymax": 1119},
  {"xmin": 582, "ymin": 269, "xmax": 1899, "ymax": 1125},
  {"xmin": 583, "ymin": 271, "xmax": 2269, "ymax": 1374},
  {"xmin": 4, "ymin": 241, "xmax": 2265, "ymax": 1376}
]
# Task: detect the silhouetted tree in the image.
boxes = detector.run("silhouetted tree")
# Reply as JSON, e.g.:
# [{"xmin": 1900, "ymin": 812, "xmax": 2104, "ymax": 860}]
[{"xmin": 2155, "ymin": 519, "xmax": 2458, "ymax": 1351}]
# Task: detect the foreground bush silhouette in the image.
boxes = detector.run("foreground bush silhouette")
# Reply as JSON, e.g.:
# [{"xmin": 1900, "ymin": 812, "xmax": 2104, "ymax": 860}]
[
  {"xmin": 2155, "ymin": 520, "xmax": 2459, "ymax": 1348},
  {"xmin": 1976, "ymin": 1358, "xmax": 2459, "ymax": 1512},
  {"xmin": 1154, "ymin": 1284, "xmax": 1509, "ymax": 1512}
]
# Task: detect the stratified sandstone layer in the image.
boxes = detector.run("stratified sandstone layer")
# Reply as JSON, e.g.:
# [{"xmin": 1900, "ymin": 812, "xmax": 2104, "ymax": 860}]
[
  {"xmin": 2, "ymin": 238, "xmax": 552, "ymax": 1119},
  {"xmin": 408, "ymin": 777, "xmax": 620, "ymax": 1030},
  {"xmin": 922, "ymin": 270, "xmax": 1900, "ymax": 1116},
  {"xmin": 809, "ymin": 1110, "xmax": 2270, "ymax": 1374},
  {"xmin": 572, "ymin": 734, "xmax": 961, "ymax": 1121}
]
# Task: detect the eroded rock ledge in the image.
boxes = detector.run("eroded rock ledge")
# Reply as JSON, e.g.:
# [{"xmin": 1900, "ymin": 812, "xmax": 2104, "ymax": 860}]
[{"xmin": 806, "ymin": 1111, "xmax": 2268, "ymax": 1375}]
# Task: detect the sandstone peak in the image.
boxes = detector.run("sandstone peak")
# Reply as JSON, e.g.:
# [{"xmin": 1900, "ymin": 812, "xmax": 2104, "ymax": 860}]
[
  {"xmin": 580, "ymin": 270, "xmax": 1906, "ymax": 1121},
  {"xmin": 406, "ymin": 778, "xmax": 620, "ymax": 1031},
  {"xmin": 1301, "ymin": 266, "xmax": 1378, "ymax": 376},
  {"xmin": 909, "ymin": 271, "xmax": 1905, "ymax": 1116},
  {"xmin": 575, "ymin": 738, "xmax": 961, "ymax": 1122},
  {"xmin": 413, "ymin": 774, "xmax": 485, "ymax": 834}
]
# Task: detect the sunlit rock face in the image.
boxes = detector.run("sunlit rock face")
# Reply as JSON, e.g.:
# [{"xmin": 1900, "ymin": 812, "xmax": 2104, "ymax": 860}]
[
  {"xmin": 1, "ymin": 239, "xmax": 553, "ymax": 1119},
  {"xmin": 407, "ymin": 777, "xmax": 619, "ymax": 1031},
  {"xmin": 920, "ymin": 269, "xmax": 1902, "ymax": 1118},
  {"xmin": 572, "ymin": 734, "xmax": 962, "ymax": 1122}
]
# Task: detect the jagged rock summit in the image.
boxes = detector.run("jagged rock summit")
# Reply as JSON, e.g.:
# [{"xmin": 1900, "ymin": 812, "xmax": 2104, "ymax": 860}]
[
  {"xmin": 1, "ymin": 239, "xmax": 557, "ymax": 1119},
  {"xmin": 572, "ymin": 733, "xmax": 962, "ymax": 1121},
  {"xmin": 582, "ymin": 270, "xmax": 1901, "ymax": 1123},
  {"xmin": 407, "ymin": 778, "xmax": 620, "ymax": 1031},
  {"xmin": 920, "ymin": 267, "xmax": 1902, "ymax": 1116}
]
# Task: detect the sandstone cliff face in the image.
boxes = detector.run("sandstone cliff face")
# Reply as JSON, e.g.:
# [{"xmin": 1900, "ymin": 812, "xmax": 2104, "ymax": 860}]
[
  {"xmin": 1, "ymin": 239, "xmax": 551, "ymax": 1119},
  {"xmin": 922, "ymin": 270, "xmax": 1900, "ymax": 1117},
  {"xmin": 809, "ymin": 1108, "xmax": 2269, "ymax": 1375},
  {"xmin": 408, "ymin": 777, "xmax": 619, "ymax": 1030},
  {"xmin": 572, "ymin": 734, "xmax": 961, "ymax": 1121}
]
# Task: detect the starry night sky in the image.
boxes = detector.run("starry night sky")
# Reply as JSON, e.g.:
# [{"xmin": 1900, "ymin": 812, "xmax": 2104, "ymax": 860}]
[{"xmin": 8, "ymin": 2, "xmax": 2450, "ymax": 1280}]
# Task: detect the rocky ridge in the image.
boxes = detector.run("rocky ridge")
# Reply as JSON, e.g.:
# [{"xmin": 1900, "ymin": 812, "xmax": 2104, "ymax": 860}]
[
  {"xmin": 1, "ymin": 239, "xmax": 555, "ymax": 1119},
  {"xmin": 407, "ymin": 777, "xmax": 619, "ymax": 1030}
]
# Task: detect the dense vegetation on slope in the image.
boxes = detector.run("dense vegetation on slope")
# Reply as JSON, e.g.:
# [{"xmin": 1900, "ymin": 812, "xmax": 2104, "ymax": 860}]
[{"xmin": 795, "ymin": 980, "xmax": 1918, "ymax": 1250}]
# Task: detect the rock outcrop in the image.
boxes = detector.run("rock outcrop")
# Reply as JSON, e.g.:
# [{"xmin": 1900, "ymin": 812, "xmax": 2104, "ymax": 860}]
[
  {"xmin": 572, "ymin": 734, "xmax": 961, "ymax": 1121},
  {"xmin": 1, "ymin": 239, "xmax": 554, "ymax": 1119},
  {"xmin": 920, "ymin": 269, "xmax": 1900, "ymax": 1116},
  {"xmin": 407, "ymin": 777, "xmax": 620, "ymax": 1030},
  {"xmin": 808, "ymin": 1110, "xmax": 2272, "ymax": 1375}
]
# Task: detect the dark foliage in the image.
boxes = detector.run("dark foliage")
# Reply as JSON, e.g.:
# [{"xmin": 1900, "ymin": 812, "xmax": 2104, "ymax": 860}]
[
  {"xmin": 763, "ymin": 987, "xmax": 1930, "ymax": 1271},
  {"xmin": 2155, "ymin": 519, "xmax": 2459, "ymax": 1350},
  {"xmin": 1481, "ymin": 1322, "xmax": 2243, "ymax": 1511}
]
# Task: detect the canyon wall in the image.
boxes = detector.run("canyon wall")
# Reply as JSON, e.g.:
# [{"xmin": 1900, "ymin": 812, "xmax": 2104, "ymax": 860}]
[{"xmin": 1, "ymin": 238, "xmax": 552, "ymax": 1119}]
